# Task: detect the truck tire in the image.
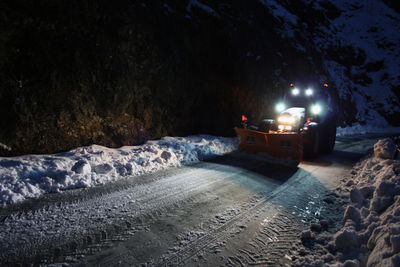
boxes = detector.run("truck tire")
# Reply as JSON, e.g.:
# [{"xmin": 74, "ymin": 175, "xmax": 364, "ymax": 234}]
[
  {"xmin": 324, "ymin": 125, "xmax": 336, "ymax": 153},
  {"xmin": 320, "ymin": 123, "xmax": 336, "ymax": 154},
  {"xmin": 304, "ymin": 129, "xmax": 321, "ymax": 158}
]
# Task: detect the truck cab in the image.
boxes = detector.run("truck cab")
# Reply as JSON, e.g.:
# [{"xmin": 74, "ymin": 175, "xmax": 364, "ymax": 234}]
[{"xmin": 262, "ymin": 83, "xmax": 337, "ymax": 157}]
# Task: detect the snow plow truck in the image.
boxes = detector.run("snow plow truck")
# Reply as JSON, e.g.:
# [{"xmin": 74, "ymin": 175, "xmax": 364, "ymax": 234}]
[{"xmin": 234, "ymin": 83, "xmax": 337, "ymax": 167}]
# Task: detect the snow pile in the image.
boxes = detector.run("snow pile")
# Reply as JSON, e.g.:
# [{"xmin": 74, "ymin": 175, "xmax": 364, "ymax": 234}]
[
  {"xmin": 186, "ymin": 0, "xmax": 219, "ymax": 18},
  {"xmin": 296, "ymin": 138, "xmax": 400, "ymax": 266},
  {"xmin": 0, "ymin": 135, "xmax": 237, "ymax": 206},
  {"xmin": 0, "ymin": 143, "xmax": 11, "ymax": 152},
  {"xmin": 259, "ymin": 0, "xmax": 299, "ymax": 25},
  {"xmin": 337, "ymin": 123, "xmax": 400, "ymax": 136}
]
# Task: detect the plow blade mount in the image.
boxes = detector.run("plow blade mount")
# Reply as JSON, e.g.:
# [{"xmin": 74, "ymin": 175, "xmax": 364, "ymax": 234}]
[{"xmin": 234, "ymin": 127, "xmax": 303, "ymax": 167}]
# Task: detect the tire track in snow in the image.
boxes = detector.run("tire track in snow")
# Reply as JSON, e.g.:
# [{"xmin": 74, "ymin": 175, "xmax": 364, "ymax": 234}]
[
  {"xmin": 154, "ymin": 136, "xmax": 379, "ymax": 266},
  {"xmin": 0, "ymin": 160, "xmax": 278, "ymax": 265},
  {"xmin": 0, "ymin": 167, "xmax": 222, "ymax": 263},
  {"xmin": 214, "ymin": 165, "xmax": 344, "ymax": 267},
  {"xmin": 156, "ymin": 167, "xmax": 317, "ymax": 267}
]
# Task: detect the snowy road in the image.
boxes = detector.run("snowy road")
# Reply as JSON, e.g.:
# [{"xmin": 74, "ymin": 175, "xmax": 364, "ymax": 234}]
[{"xmin": 0, "ymin": 135, "xmax": 386, "ymax": 266}]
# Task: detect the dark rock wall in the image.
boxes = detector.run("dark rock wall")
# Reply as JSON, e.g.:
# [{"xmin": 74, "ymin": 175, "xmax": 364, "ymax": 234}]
[{"xmin": 0, "ymin": 0, "xmax": 386, "ymax": 156}]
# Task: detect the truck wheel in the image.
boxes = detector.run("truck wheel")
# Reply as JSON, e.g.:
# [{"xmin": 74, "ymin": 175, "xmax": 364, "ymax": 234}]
[
  {"xmin": 312, "ymin": 130, "xmax": 321, "ymax": 157},
  {"xmin": 326, "ymin": 126, "xmax": 336, "ymax": 153},
  {"xmin": 304, "ymin": 130, "xmax": 320, "ymax": 158},
  {"xmin": 321, "ymin": 124, "xmax": 336, "ymax": 154}
]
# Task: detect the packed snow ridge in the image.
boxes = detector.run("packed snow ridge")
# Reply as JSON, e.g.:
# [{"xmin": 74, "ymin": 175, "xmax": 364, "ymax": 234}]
[
  {"xmin": 336, "ymin": 123, "xmax": 400, "ymax": 137},
  {"xmin": 0, "ymin": 135, "xmax": 237, "ymax": 206},
  {"xmin": 297, "ymin": 138, "xmax": 400, "ymax": 266}
]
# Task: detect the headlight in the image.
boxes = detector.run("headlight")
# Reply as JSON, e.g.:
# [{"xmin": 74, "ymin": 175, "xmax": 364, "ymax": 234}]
[
  {"xmin": 277, "ymin": 116, "xmax": 295, "ymax": 124},
  {"xmin": 311, "ymin": 104, "xmax": 322, "ymax": 115},
  {"xmin": 305, "ymin": 88, "xmax": 313, "ymax": 96},
  {"xmin": 291, "ymin": 88, "xmax": 300, "ymax": 96},
  {"xmin": 278, "ymin": 125, "xmax": 293, "ymax": 131},
  {"xmin": 275, "ymin": 103, "xmax": 286, "ymax": 112}
]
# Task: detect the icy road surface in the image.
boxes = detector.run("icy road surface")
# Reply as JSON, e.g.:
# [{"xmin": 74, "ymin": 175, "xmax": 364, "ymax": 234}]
[{"xmin": 0, "ymin": 135, "xmax": 388, "ymax": 266}]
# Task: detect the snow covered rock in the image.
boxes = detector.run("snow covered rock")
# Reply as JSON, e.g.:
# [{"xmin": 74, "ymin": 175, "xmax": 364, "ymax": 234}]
[
  {"xmin": 334, "ymin": 229, "xmax": 359, "ymax": 252},
  {"xmin": 343, "ymin": 206, "xmax": 361, "ymax": 226},
  {"xmin": 320, "ymin": 219, "xmax": 330, "ymax": 229},
  {"xmin": 300, "ymin": 230, "xmax": 313, "ymax": 243},
  {"xmin": 72, "ymin": 160, "xmax": 91, "ymax": 174},
  {"xmin": 392, "ymin": 255, "xmax": 400, "ymax": 267},
  {"xmin": 367, "ymin": 230, "xmax": 392, "ymax": 267},
  {"xmin": 343, "ymin": 259, "xmax": 360, "ymax": 267},
  {"xmin": 324, "ymin": 195, "xmax": 336, "ymax": 204},
  {"xmin": 310, "ymin": 223, "xmax": 322, "ymax": 232},
  {"xmin": 390, "ymin": 235, "xmax": 400, "ymax": 253},
  {"xmin": 390, "ymin": 224, "xmax": 400, "ymax": 235},
  {"xmin": 359, "ymin": 185, "xmax": 375, "ymax": 199},
  {"xmin": 92, "ymin": 163, "xmax": 113, "ymax": 174},
  {"xmin": 375, "ymin": 181, "xmax": 399, "ymax": 197},
  {"xmin": 370, "ymin": 196, "xmax": 394, "ymax": 213},
  {"xmin": 161, "ymin": 151, "xmax": 172, "ymax": 161},
  {"xmin": 374, "ymin": 138, "xmax": 396, "ymax": 159},
  {"xmin": 350, "ymin": 188, "xmax": 365, "ymax": 205},
  {"xmin": 375, "ymin": 181, "xmax": 400, "ymax": 196}
]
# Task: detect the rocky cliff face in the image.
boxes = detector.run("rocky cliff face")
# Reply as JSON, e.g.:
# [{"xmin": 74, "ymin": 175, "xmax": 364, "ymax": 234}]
[{"xmin": 0, "ymin": 0, "xmax": 399, "ymax": 156}]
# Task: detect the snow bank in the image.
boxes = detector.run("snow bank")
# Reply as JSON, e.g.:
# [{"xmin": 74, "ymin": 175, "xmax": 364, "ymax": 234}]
[
  {"xmin": 186, "ymin": 0, "xmax": 219, "ymax": 17},
  {"xmin": 337, "ymin": 123, "xmax": 400, "ymax": 137},
  {"xmin": 0, "ymin": 135, "xmax": 237, "ymax": 206},
  {"xmin": 296, "ymin": 138, "xmax": 400, "ymax": 266}
]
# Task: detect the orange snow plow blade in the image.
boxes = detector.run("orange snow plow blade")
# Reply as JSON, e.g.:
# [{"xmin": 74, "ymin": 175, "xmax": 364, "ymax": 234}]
[{"xmin": 234, "ymin": 127, "xmax": 303, "ymax": 167}]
